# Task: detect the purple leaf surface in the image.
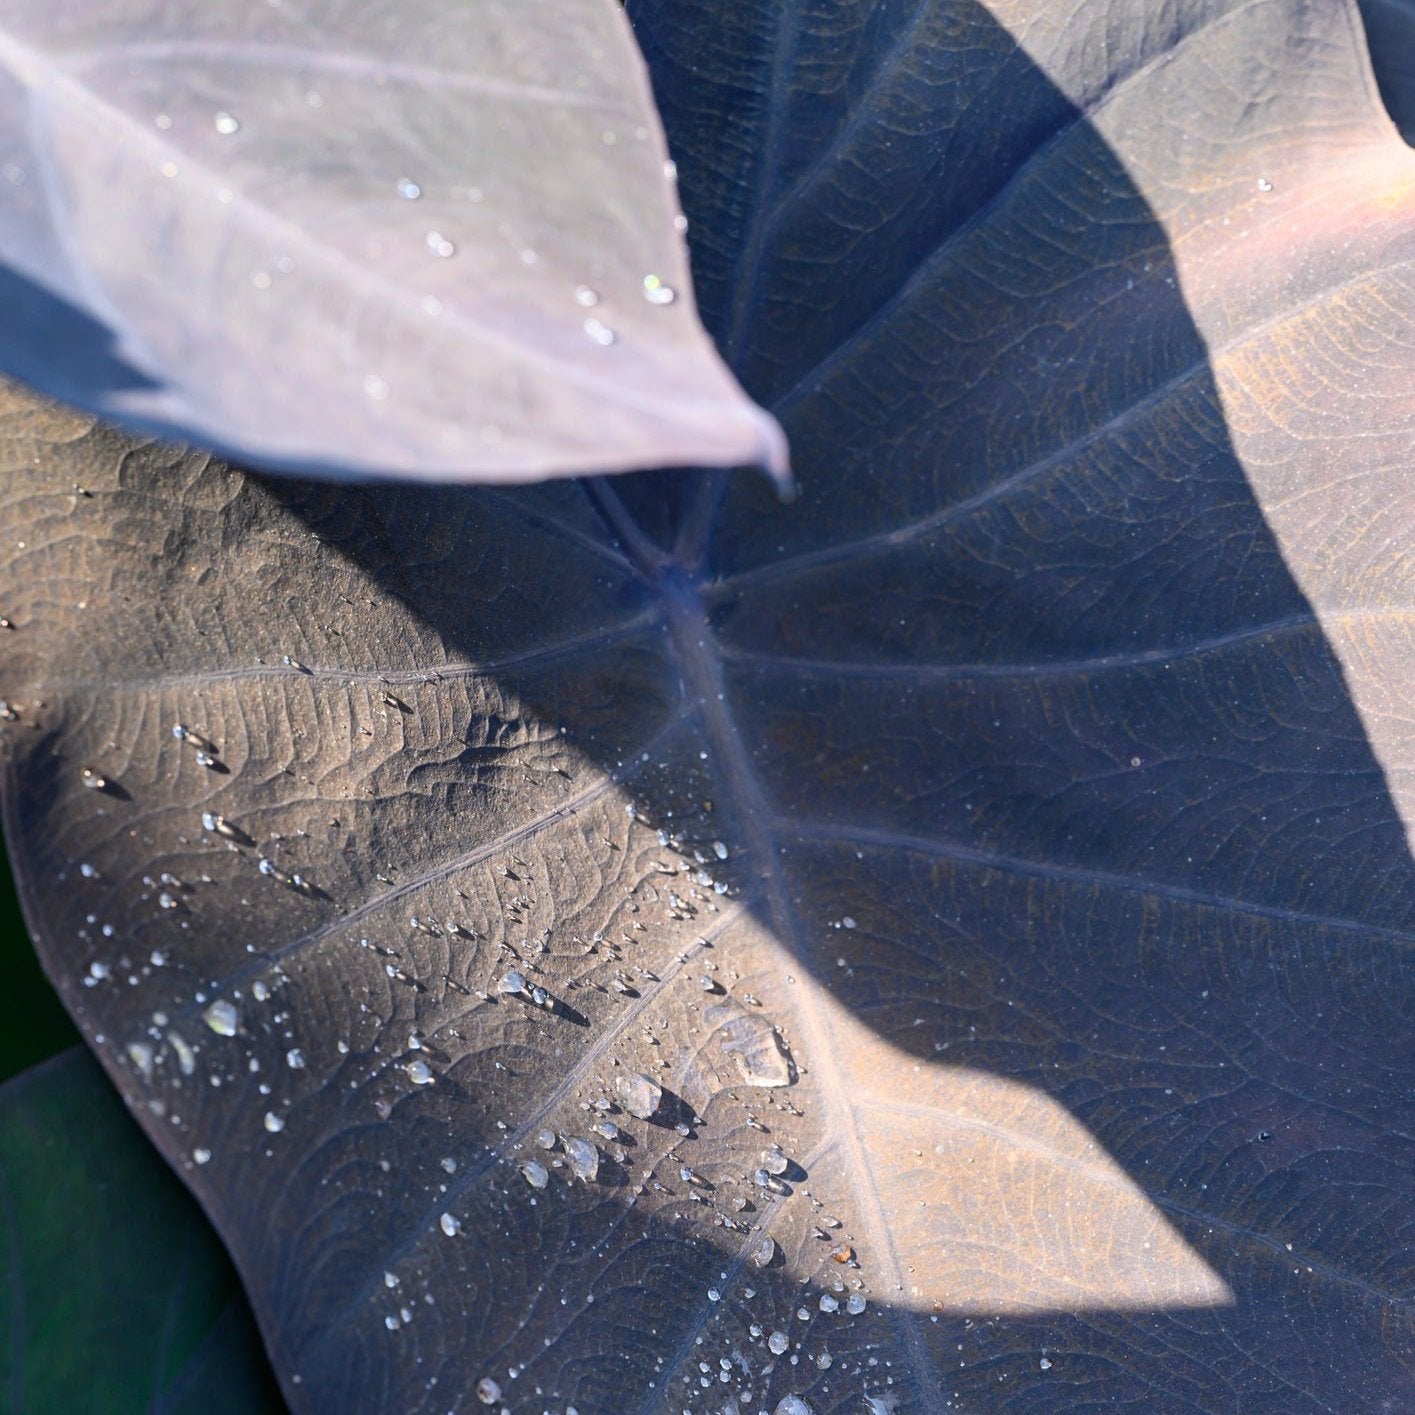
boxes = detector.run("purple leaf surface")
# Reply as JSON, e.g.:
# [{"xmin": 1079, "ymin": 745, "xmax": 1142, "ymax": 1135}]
[
  {"xmin": 2, "ymin": 1, "xmax": 1415, "ymax": 1413},
  {"xmin": 0, "ymin": 0, "xmax": 784, "ymax": 485}
]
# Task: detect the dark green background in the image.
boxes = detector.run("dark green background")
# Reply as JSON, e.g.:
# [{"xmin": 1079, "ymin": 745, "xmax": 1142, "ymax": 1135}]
[{"xmin": 0, "ymin": 826, "xmax": 79, "ymax": 1082}]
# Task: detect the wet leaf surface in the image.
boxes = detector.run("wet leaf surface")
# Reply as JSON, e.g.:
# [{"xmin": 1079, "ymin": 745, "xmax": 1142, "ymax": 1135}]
[
  {"xmin": 0, "ymin": 0, "xmax": 781, "ymax": 485},
  {"xmin": 2, "ymin": 1, "xmax": 1415, "ymax": 1411},
  {"xmin": 0, "ymin": 1047, "xmax": 283, "ymax": 1413}
]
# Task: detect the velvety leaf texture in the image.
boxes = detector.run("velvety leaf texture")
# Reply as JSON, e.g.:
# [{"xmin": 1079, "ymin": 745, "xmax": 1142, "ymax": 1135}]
[
  {"xmin": 0, "ymin": 1048, "xmax": 282, "ymax": 1413},
  {"xmin": 2, "ymin": 1, "xmax": 1414, "ymax": 1412},
  {"xmin": 0, "ymin": 0, "xmax": 783, "ymax": 485}
]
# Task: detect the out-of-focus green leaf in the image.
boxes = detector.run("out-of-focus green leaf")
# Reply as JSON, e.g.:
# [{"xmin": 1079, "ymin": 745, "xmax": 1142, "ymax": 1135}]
[{"xmin": 0, "ymin": 1047, "xmax": 284, "ymax": 1414}]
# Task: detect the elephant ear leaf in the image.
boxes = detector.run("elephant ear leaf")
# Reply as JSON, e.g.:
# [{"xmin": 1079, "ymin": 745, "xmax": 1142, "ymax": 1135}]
[
  {"xmin": 0, "ymin": 0, "xmax": 783, "ymax": 485},
  {"xmin": 2, "ymin": 2, "xmax": 1415, "ymax": 1414}
]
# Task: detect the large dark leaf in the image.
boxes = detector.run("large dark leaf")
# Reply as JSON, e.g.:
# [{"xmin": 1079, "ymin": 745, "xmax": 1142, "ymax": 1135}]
[
  {"xmin": 0, "ymin": 0, "xmax": 783, "ymax": 485},
  {"xmin": 0, "ymin": 1047, "xmax": 283, "ymax": 1413},
  {"xmin": 2, "ymin": 0, "xmax": 1415, "ymax": 1411}
]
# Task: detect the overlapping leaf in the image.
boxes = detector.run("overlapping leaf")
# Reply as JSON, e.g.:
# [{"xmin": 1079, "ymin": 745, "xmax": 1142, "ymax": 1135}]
[
  {"xmin": 1, "ymin": 1, "xmax": 1414, "ymax": 1412},
  {"xmin": 0, "ymin": 0, "xmax": 782, "ymax": 484}
]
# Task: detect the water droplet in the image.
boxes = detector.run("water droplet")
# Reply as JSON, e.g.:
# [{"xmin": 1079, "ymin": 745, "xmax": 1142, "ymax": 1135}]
[
  {"xmin": 642, "ymin": 274, "xmax": 676, "ymax": 305},
  {"xmin": 563, "ymin": 1136, "xmax": 599, "ymax": 1182},
  {"xmin": 1040, "ymin": 1356, "xmax": 1053, "ymax": 1370},
  {"xmin": 1257, "ymin": 177, "xmax": 1273, "ymax": 192},
  {"xmin": 475, "ymin": 1377, "xmax": 501, "ymax": 1405},
  {"xmin": 439, "ymin": 1212, "xmax": 461, "ymax": 1237},
  {"xmin": 405, "ymin": 1058, "xmax": 434, "ymax": 1085},
  {"xmin": 831, "ymin": 1243, "xmax": 854, "ymax": 1264},
  {"xmin": 172, "ymin": 723, "xmax": 189, "ymax": 741},
  {"xmin": 363, "ymin": 373, "xmax": 390, "ymax": 401},
  {"xmin": 127, "ymin": 1042, "xmax": 154, "ymax": 1078},
  {"xmin": 193, "ymin": 1147, "xmax": 212, "ymax": 1165},
  {"xmin": 80, "ymin": 767, "xmax": 105, "ymax": 790},
  {"xmin": 713, "ymin": 840, "xmax": 729, "ymax": 860},
  {"xmin": 286, "ymin": 1048, "xmax": 305, "ymax": 1070},
  {"xmin": 519, "ymin": 1158, "xmax": 549, "ymax": 1189},
  {"xmin": 574, "ymin": 285, "xmax": 599, "ymax": 307},
  {"xmin": 497, "ymin": 969, "xmax": 526, "ymax": 996},
  {"xmin": 761, "ymin": 1145, "xmax": 788, "ymax": 1176},
  {"xmin": 79, "ymin": 862, "xmax": 99, "ymax": 879},
  {"xmin": 168, "ymin": 1031, "xmax": 195, "ymax": 1075},
  {"xmin": 535, "ymin": 1128, "xmax": 557, "ymax": 1150},
  {"xmin": 846, "ymin": 1293, "xmax": 867, "ymax": 1315},
  {"xmin": 252, "ymin": 980, "xmax": 269, "ymax": 1002},
  {"xmin": 749, "ymin": 1235, "xmax": 776, "ymax": 1268},
  {"xmin": 213, "ymin": 111, "xmax": 240, "ymax": 135},
  {"xmin": 591, "ymin": 1120, "xmax": 619, "ymax": 1141},
  {"xmin": 158, "ymin": 890, "xmax": 179, "ymax": 910},
  {"xmin": 582, "ymin": 317, "xmax": 616, "ymax": 346},
  {"xmin": 767, "ymin": 1330, "xmax": 789, "ymax": 1355},
  {"xmin": 203, "ymin": 1000, "xmax": 239, "ymax": 1036},
  {"xmin": 397, "ymin": 177, "xmax": 422, "ymax": 200},
  {"xmin": 617, "ymin": 1071, "xmax": 661, "ymax": 1119},
  {"xmin": 425, "ymin": 231, "xmax": 456, "ymax": 258},
  {"xmin": 154, "ymin": 113, "xmax": 172, "ymax": 130},
  {"xmin": 264, "ymin": 1111, "xmax": 284, "ymax": 1133},
  {"xmin": 819, "ymin": 1293, "xmax": 839, "ymax": 1313},
  {"xmin": 258, "ymin": 858, "xmax": 278, "ymax": 876}
]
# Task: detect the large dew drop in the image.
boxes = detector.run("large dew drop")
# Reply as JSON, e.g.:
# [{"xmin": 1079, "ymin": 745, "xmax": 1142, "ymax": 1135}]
[
  {"xmin": 563, "ymin": 1136, "xmax": 599, "ymax": 1182},
  {"xmin": 203, "ymin": 1000, "xmax": 239, "ymax": 1036},
  {"xmin": 617, "ymin": 1071, "xmax": 661, "ymax": 1120}
]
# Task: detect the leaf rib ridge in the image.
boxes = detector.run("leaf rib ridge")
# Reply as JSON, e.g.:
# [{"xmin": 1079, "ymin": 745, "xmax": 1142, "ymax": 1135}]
[
  {"xmin": 630, "ymin": 1134, "xmax": 838, "ymax": 1415},
  {"xmin": 780, "ymin": 819, "xmax": 1415, "ymax": 950},
  {"xmin": 763, "ymin": 0, "xmax": 1259, "ymax": 419},
  {"xmin": 663, "ymin": 588, "xmax": 945, "ymax": 1401},
  {"xmin": 139, "ymin": 706, "xmax": 693, "ymax": 1040},
  {"xmin": 24, "ymin": 609, "xmax": 661, "ymax": 697},
  {"xmin": 65, "ymin": 40, "xmax": 632, "ymax": 114},
  {"xmin": 299, "ymin": 897, "xmax": 756, "ymax": 1367},
  {"xmin": 718, "ymin": 254, "xmax": 1415, "ymax": 597},
  {"xmin": 719, "ymin": 610, "xmax": 1350, "ymax": 678}
]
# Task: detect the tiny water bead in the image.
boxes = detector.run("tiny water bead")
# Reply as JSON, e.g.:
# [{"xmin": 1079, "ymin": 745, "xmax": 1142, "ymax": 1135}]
[
  {"xmin": 425, "ymin": 230, "xmax": 456, "ymax": 258},
  {"xmin": 213, "ymin": 111, "xmax": 240, "ymax": 135},
  {"xmin": 80, "ymin": 766, "xmax": 105, "ymax": 789},
  {"xmin": 475, "ymin": 1378, "xmax": 501, "ymax": 1405},
  {"xmin": 439, "ymin": 1212, "xmax": 461, "ymax": 1237},
  {"xmin": 574, "ymin": 285, "xmax": 599, "ymax": 307},
  {"xmin": 519, "ymin": 1159, "xmax": 549, "ymax": 1189},
  {"xmin": 767, "ymin": 1330, "xmax": 789, "ymax": 1355},
  {"xmin": 264, "ymin": 1112, "xmax": 284, "ymax": 1133},
  {"xmin": 396, "ymin": 177, "xmax": 421, "ymax": 199},
  {"xmin": 405, "ymin": 1059, "xmax": 434, "ymax": 1085},
  {"xmin": 642, "ymin": 273, "xmax": 675, "ymax": 305},
  {"xmin": 286, "ymin": 1048, "xmax": 306, "ymax": 1069},
  {"xmin": 582, "ymin": 317, "xmax": 616, "ymax": 346}
]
